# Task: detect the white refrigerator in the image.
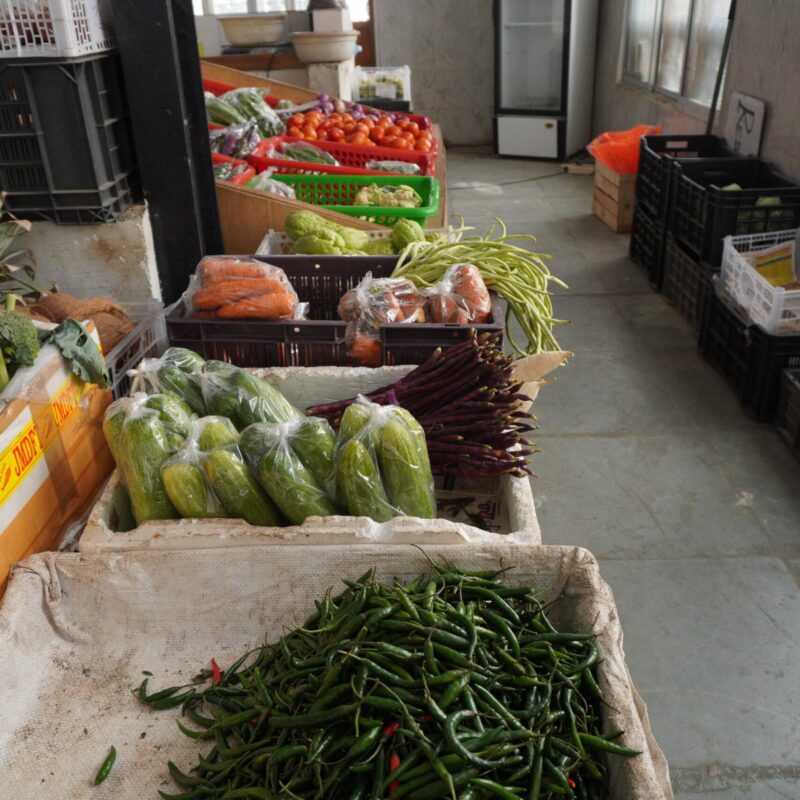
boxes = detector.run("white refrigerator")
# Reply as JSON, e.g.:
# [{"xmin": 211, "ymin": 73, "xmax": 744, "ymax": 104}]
[{"xmin": 494, "ymin": 0, "xmax": 599, "ymax": 160}]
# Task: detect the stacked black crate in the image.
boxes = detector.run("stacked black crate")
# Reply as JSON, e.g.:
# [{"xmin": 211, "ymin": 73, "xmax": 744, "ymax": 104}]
[
  {"xmin": 630, "ymin": 135, "xmax": 734, "ymax": 292},
  {"xmin": 674, "ymin": 158, "xmax": 800, "ymax": 420},
  {"xmin": 0, "ymin": 4, "xmax": 139, "ymax": 223}
]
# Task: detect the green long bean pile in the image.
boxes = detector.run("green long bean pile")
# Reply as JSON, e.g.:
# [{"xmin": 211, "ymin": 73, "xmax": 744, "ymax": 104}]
[
  {"xmin": 138, "ymin": 565, "xmax": 639, "ymax": 800},
  {"xmin": 391, "ymin": 220, "xmax": 568, "ymax": 356}
]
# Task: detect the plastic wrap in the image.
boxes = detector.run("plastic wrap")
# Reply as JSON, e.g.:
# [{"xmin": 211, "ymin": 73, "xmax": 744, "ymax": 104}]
[
  {"xmin": 271, "ymin": 140, "xmax": 339, "ymax": 166},
  {"xmin": 104, "ymin": 393, "xmax": 181, "ymax": 524},
  {"xmin": 128, "ymin": 347, "xmax": 206, "ymax": 416},
  {"xmin": 209, "ymin": 120, "xmax": 261, "ymax": 158},
  {"xmin": 213, "ymin": 161, "xmax": 251, "ymax": 181},
  {"xmin": 240, "ymin": 419, "xmax": 339, "ymax": 524},
  {"xmin": 220, "ymin": 87, "xmax": 285, "ymax": 137},
  {"xmin": 195, "ymin": 361, "xmax": 301, "ymax": 431},
  {"xmin": 338, "ymin": 272, "xmax": 425, "ymax": 366},
  {"xmin": 184, "ymin": 256, "xmax": 305, "ymax": 321},
  {"xmin": 425, "ymin": 263, "xmax": 492, "ymax": 324},
  {"xmin": 335, "ymin": 396, "xmax": 435, "ymax": 521},
  {"xmin": 246, "ymin": 171, "xmax": 297, "ymax": 199},
  {"xmin": 365, "ymin": 159, "xmax": 421, "ymax": 175},
  {"xmin": 161, "ymin": 421, "xmax": 226, "ymax": 520}
]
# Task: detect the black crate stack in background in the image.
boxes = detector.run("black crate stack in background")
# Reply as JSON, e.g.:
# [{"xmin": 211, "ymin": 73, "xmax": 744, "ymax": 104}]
[
  {"xmin": 629, "ymin": 131, "xmax": 800, "ymax": 444},
  {"xmin": 0, "ymin": 2, "xmax": 139, "ymax": 223}
]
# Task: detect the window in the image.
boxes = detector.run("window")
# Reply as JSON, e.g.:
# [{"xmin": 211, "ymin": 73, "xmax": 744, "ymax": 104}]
[
  {"xmin": 195, "ymin": 0, "xmax": 308, "ymax": 14},
  {"xmin": 623, "ymin": 0, "xmax": 729, "ymax": 107}
]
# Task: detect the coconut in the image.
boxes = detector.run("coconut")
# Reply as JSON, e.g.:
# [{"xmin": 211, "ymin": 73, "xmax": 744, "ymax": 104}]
[
  {"xmin": 70, "ymin": 298, "xmax": 133, "ymax": 352},
  {"xmin": 31, "ymin": 292, "xmax": 80, "ymax": 322},
  {"xmin": 91, "ymin": 311, "xmax": 134, "ymax": 351}
]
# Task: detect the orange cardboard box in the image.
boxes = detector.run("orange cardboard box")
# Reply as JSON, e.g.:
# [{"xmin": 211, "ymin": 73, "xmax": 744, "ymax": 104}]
[{"xmin": 0, "ymin": 327, "xmax": 113, "ymax": 598}]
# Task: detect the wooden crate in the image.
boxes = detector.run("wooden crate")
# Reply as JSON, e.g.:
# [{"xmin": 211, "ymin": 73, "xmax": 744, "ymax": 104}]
[{"xmin": 593, "ymin": 161, "xmax": 636, "ymax": 233}]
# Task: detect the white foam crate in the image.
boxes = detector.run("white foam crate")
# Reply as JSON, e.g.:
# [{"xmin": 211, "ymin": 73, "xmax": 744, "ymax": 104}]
[
  {"xmin": 0, "ymin": 0, "xmax": 114, "ymax": 58},
  {"xmin": 79, "ymin": 365, "xmax": 541, "ymax": 552},
  {"xmin": 720, "ymin": 230, "xmax": 800, "ymax": 335}
]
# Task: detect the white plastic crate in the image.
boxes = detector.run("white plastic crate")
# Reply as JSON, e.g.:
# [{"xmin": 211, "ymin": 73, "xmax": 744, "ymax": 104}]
[
  {"xmin": 720, "ymin": 230, "xmax": 800, "ymax": 336},
  {"xmin": 105, "ymin": 300, "xmax": 168, "ymax": 399},
  {"xmin": 0, "ymin": 0, "xmax": 114, "ymax": 58}
]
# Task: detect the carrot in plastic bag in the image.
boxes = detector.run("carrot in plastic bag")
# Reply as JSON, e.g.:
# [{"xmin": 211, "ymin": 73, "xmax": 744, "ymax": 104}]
[
  {"xmin": 193, "ymin": 278, "xmax": 291, "ymax": 310},
  {"xmin": 451, "ymin": 264, "xmax": 491, "ymax": 322},
  {"xmin": 350, "ymin": 335, "xmax": 382, "ymax": 367},
  {"xmin": 198, "ymin": 257, "xmax": 272, "ymax": 285},
  {"xmin": 215, "ymin": 292, "xmax": 296, "ymax": 319}
]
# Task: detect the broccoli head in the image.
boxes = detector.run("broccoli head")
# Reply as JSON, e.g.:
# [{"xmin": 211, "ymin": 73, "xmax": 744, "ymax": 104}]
[{"xmin": 0, "ymin": 295, "xmax": 40, "ymax": 392}]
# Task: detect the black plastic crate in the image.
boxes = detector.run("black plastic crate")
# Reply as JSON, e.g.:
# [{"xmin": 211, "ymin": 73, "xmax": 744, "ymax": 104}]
[
  {"xmin": 774, "ymin": 369, "xmax": 800, "ymax": 460},
  {"xmin": 699, "ymin": 278, "xmax": 800, "ymax": 420},
  {"xmin": 166, "ymin": 255, "xmax": 504, "ymax": 368},
  {"xmin": 636, "ymin": 134, "xmax": 735, "ymax": 222},
  {"xmin": 671, "ymin": 158, "xmax": 800, "ymax": 266},
  {"xmin": 0, "ymin": 52, "xmax": 139, "ymax": 223},
  {"xmin": 662, "ymin": 234, "xmax": 715, "ymax": 333},
  {"xmin": 629, "ymin": 203, "xmax": 665, "ymax": 289}
]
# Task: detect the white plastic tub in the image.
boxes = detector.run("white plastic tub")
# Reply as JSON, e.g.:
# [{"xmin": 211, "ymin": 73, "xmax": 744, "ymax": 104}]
[
  {"xmin": 218, "ymin": 13, "xmax": 285, "ymax": 46},
  {"xmin": 720, "ymin": 230, "xmax": 800, "ymax": 335},
  {"xmin": 79, "ymin": 365, "xmax": 541, "ymax": 552},
  {"xmin": 291, "ymin": 29, "xmax": 358, "ymax": 63}
]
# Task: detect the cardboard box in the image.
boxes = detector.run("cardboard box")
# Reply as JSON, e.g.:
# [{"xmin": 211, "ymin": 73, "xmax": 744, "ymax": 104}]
[
  {"xmin": 0, "ymin": 329, "xmax": 113, "ymax": 597},
  {"xmin": 593, "ymin": 160, "xmax": 636, "ymax": 233},
  {"xmin": 312, "ymin": 8, "xmax": 351, "ymax": 32}
]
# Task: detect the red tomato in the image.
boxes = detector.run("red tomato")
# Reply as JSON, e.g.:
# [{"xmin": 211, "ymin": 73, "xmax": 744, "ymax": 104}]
[
  {"xmin": 388, "ymin": 137, "xmax": 410, "ymax": 149},
  {"xmin": 287, "ymin": 125, "xmax": 302, "ymax": 137},
  {"xmin": 384, "ymin": 125, "xmax": 402, "ymax": 138},
  {"xmin": 414, "ymin": 139, "xmax": 432, "ymax": 152},
  {"xmin": 354, "ymin": 122, "xmax": 370, "ymax": 135},
  {"xmin": 341, "ymin": 113, "xmax": 353, "ymax": 125},
  {"xmin": 402, "ymin": 121, "xmax": 420, "ymax": 136},
  {"xmin": 378, "ymin": 115, "xmax": 393, "ymax": 129},
  {"xmin": 418, "ymin": 129, "xmax": 433, "ymax": 141},
  {"xmin": 369, "ymin": 126, "xmax": 386, "ymax": 143},
  {"xmin": 362, "ymin": 117, "xmax": 375, "ymax": 129},
  {"xmin": 329, "ymin": 127, "xmax": 345, "ymax": 141},
  {"xmin": 401, "ymin": 131, "xmax": 416, "ymax": 144},
  {"xmin": 350, "ymin": 132, "xmax": 368, "ymax": 146},
  {"xmin": 288, "ymin": 113, "xmax": 305, "ymax": 128},
  {"xmin": 317, "ymin": 129, "xmax": 329, "ymax": 140},
  {"xmin": 302, "ymin": 125, "xmax": 318, "ymax": 140},
  {"xmin": 343, "ymin": 122, "xmax": 356, "ymax": 134}
]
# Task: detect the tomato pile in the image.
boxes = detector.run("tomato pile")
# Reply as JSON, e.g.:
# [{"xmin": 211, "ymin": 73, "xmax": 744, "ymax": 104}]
[{"xmin": 285, "ymin": 111, "xmax": 435, "ymax": 152}]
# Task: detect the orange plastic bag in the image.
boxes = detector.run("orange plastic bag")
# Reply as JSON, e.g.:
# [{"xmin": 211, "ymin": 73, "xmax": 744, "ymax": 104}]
[{"xmin": 587, "ymin": 124, "xmax": 661, "ymax": 174}]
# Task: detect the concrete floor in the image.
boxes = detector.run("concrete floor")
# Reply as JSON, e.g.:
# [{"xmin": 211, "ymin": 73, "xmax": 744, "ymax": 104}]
[{"xmin": 447, "ymin": 148, "xmax": 800, "ymax": 800}]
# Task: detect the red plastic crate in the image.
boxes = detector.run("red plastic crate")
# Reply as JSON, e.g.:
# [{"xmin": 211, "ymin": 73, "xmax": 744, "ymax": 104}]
[
  {"xmin": 249, "ymin": 135, "xmax": 436, "ymax": 177},
  {"xmin": 202, "ymin": 77, "xmax": 433, "ymax": 132},
  {"xmin": 211, "ymin": 153, "xmax": 255, "ymax": 186}
]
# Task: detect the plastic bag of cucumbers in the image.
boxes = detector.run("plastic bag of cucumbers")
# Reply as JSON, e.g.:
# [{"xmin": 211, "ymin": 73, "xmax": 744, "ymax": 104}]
[
  {"xmin": 196, "ymin": 360, "xmax": 300, "ymax": 431},
  {"xmin": 102, "ymin": 392, "xmax": 195, "ymax": 524},
  {"xmin": 161, "ymin": 416, "xmax": 282, "ymax": 526},
  {"xmin": 240, "ymin": 416, "xmax": 340, "ymax": 525},
  {"xmin": 335, "ymin": 396, "xmax": 435, "ymax": 522},
  {"xmin": 128, "ymin": 346, "xmax": 207, "ymax": 416}
]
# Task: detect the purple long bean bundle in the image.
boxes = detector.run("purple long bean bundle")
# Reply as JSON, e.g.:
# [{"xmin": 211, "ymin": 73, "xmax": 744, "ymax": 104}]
[{"xmin": 307, "ymin": 332, "xmax": 536, "ymax": 477}]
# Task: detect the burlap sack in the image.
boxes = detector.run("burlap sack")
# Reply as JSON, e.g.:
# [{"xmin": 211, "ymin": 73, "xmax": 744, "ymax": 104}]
[{"xmin": 0, "ymin": 543, "xmax": 671, "ymax": 799}]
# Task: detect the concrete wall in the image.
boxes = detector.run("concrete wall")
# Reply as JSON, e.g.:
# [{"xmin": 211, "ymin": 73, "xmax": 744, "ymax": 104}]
[
  {"xmin": 21, "ymin": 205, "xmax": 162, "ymax": 306},
  {"xmin": 373, "ymin": 0, "xmax": 494, "ymax": 146},
  {"xmin": 592, "ymin": 0, "xmax": 800, "ymax": 181}
]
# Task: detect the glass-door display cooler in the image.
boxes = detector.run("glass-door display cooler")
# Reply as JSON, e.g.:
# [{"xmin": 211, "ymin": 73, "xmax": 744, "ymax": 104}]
[{"xmin": 494, "ymin": 0, "xmax": 599, "ymax": 159}]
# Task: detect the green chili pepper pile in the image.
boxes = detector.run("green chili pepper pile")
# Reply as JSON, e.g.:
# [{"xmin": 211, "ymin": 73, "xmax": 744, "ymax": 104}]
[{"xmin": 137, "ymin": 565, "xmax": 640, "ymax": 799}]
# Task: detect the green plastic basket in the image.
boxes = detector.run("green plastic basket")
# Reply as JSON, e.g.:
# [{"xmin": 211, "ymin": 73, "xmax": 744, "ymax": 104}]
[{"xmin": 271, "ymin": 174, "xmax": 439, "ymax": 227}]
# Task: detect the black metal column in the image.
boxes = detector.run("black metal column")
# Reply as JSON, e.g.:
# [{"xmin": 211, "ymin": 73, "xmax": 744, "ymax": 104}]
[{"xmin": 112, "ymin": 0, "xmax": 222, "ymax": 304}]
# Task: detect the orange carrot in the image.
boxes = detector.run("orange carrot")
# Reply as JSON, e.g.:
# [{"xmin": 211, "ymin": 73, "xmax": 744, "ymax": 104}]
[
  {"xmin": 215, "ymin": 292, "xmax": 296, "ymax": 319},
  {"xmin": 350, "ymin": 335, "xmax": 382, "ymax": 367},
  {"xmin": 452, "ymin": 264, "xmax": 491, "ymax": 322},
  {"xmin": 193, "ymin": 279, "xmax": 290, "ymax": 310},
  {"xmin": 199, "ymin": 260, "xmax": 269, "ymax": 285}
]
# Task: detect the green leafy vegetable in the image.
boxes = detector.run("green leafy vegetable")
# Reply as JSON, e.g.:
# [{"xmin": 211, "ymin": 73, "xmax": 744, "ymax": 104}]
[
  {"xmin": 46, "ymin": 318, "xmax": 110, "ymax": 389},
  {"xmin": 0, "ymin": 294, "xmax": 40, "ymax": 392}
]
